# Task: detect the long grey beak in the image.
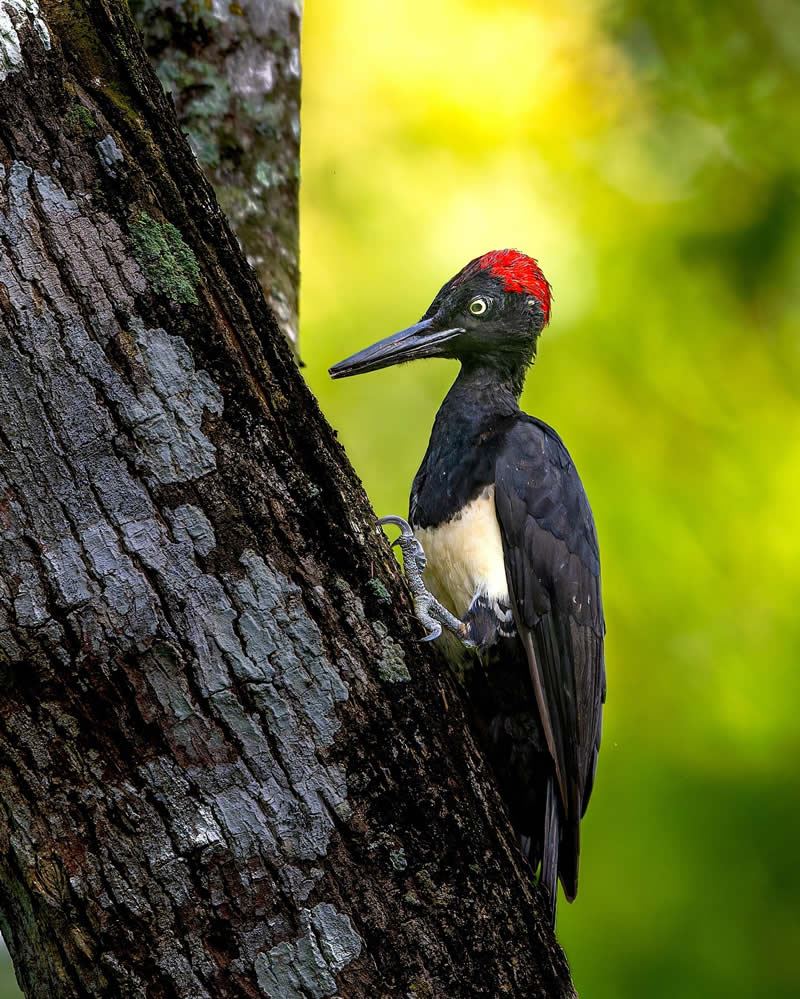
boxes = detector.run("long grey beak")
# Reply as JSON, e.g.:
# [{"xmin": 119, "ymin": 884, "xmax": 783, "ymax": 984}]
[{"xmin": 329, "ymin": 318, "xmax": 464, "ymax": 379}]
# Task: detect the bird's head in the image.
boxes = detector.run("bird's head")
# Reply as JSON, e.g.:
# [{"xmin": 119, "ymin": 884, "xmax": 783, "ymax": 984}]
[{"xmin": 329, "ymin": 249, "xmax": 551, "ymax": 380}]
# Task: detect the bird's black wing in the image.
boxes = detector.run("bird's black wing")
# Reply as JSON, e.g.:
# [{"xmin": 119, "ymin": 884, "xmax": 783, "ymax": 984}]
[{"xmin": 494, "ymin": 415, "xmax": 605, "ymax": 901}]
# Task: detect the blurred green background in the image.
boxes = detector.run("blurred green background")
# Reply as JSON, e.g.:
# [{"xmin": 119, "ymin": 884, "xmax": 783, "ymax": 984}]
[{"xmin": 3, "ymin": 0, "xmax": 799, "ymax": 995}]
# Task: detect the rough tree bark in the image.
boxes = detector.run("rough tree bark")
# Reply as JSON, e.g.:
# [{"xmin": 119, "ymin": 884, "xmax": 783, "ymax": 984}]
[{"xmin": 0, "ymin": 2, "xmax": 577, "ymax": 997}]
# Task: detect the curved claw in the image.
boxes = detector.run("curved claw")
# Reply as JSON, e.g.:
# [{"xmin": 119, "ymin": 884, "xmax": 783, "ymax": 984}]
[
  {"xmin": 378, "ymin": 514, "xmax": 414, "ymax": 534},
  {"xmin": 420, "ymin": 624, "xmax": 442, "ymax": 642},
  {"xmin": 378, "ymin": 515, "xmax": 426, "ymax": 571}
]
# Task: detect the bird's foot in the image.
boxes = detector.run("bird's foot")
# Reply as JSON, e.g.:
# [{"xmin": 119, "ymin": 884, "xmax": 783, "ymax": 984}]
[{"xmin": 379, "ymin": 515, "xmax": 474, "ymax": 647}]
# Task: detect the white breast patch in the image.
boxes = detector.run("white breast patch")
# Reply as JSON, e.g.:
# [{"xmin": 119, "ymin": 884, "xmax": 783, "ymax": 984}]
[{"xmin": 414, "ymin": 485, "xmax": 509, "ymax": 619}]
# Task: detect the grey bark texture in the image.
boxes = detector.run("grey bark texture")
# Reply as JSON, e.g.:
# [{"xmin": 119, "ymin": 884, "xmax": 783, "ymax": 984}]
[{"xmin": 0, "ymin": 1, "xmax": 578, "ymax": 996}]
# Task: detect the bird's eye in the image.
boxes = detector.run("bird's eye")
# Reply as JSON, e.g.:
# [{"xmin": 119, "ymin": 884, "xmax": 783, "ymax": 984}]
[{"xmin": 469, "ymin": 297, "xmax": 489, "ymax": 316}]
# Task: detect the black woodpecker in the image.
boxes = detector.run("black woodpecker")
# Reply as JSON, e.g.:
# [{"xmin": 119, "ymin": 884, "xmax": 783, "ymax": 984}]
[{"xmin": 329, "ymin": 249, "xmax": 605, "ymax": 925}]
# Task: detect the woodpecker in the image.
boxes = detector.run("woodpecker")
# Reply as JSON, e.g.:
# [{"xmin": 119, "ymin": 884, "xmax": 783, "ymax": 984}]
[{"xmin": 329, "ymin": 249, "xmax": 605, "ymax": 925}]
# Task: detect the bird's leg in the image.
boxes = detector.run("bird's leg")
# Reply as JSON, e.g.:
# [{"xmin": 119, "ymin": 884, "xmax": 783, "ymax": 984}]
[{"xmin": 379, "ymin": 515, "xmax": 475, "ymax": 647}]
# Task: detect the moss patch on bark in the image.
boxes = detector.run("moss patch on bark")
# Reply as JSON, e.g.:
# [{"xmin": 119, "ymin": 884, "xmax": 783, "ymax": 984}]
[{"xmin": 129, "ymin": 211, "xmax": 200, "ymax": 304}]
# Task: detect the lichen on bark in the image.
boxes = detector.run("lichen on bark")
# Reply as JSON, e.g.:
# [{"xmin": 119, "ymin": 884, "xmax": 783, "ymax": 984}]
[
  {"xmin": 129, "ymin": 212, "xmax": 201, "ymax": 304},
  {"xmin": 0, "ymin": 0, "xmax": 50, "ymax": 80}
]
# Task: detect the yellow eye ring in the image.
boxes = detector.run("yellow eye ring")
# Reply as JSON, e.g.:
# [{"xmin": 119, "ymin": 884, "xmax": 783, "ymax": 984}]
[{"xmin": 469, "ymin": 297, "xmax": 488, "ymax": 316}]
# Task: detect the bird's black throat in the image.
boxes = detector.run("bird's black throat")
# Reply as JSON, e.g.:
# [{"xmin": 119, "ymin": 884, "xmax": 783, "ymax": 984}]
[{"xmin": 410, "ymin": 360, "xmax": 528, "ymax": 529}]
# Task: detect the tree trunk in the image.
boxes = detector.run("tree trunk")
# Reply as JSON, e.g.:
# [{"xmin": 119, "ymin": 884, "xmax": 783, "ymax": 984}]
[
  {"xmin": 131, "ymin": 0, "xmax": 301, "ymax": 350},
  {"xmin": 0, "ymin": 2, "xmax": 576, "ymax": 996}
]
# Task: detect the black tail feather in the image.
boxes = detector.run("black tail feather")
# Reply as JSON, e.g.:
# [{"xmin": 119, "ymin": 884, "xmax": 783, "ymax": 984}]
[
  {"xmin": 541, "ymin": 775, "xmax": 559, "ymax": 926},
  {"xmin": 559, "ymin": 814, "xmax": 580, "ymax": 903}
]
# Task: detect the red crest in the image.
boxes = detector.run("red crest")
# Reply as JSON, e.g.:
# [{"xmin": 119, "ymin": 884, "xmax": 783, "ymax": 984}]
[{"xmin": 453, "ymin": 249, "xmax": 551, "ymax": 322}]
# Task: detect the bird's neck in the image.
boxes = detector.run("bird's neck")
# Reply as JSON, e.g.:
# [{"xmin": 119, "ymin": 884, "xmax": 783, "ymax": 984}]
[
  {"xmin": 412, "ymin": 361, "xmax": 525, "ymax": 529},
  {"xmin": 422, "ymin": 363, "xmax": 523, "ymax": 470},
  {"xmin": 436, "ymin": 361, "xmax": 524, "ymax": 433}
]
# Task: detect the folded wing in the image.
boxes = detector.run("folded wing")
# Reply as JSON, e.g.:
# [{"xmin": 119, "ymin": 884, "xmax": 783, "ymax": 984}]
[{"xmin": 494, "ymin": 415, "xmax": 605, "ymax": 901}]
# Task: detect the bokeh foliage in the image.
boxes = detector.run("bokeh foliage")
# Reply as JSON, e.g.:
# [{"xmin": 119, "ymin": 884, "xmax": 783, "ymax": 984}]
[
  {"xmin": 2, "ymin": 0, "xmax": 798, "ymax": 995},
  {"xmin": 301, "ymin": 1, "xmax": 800, "ymax": 997}
]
